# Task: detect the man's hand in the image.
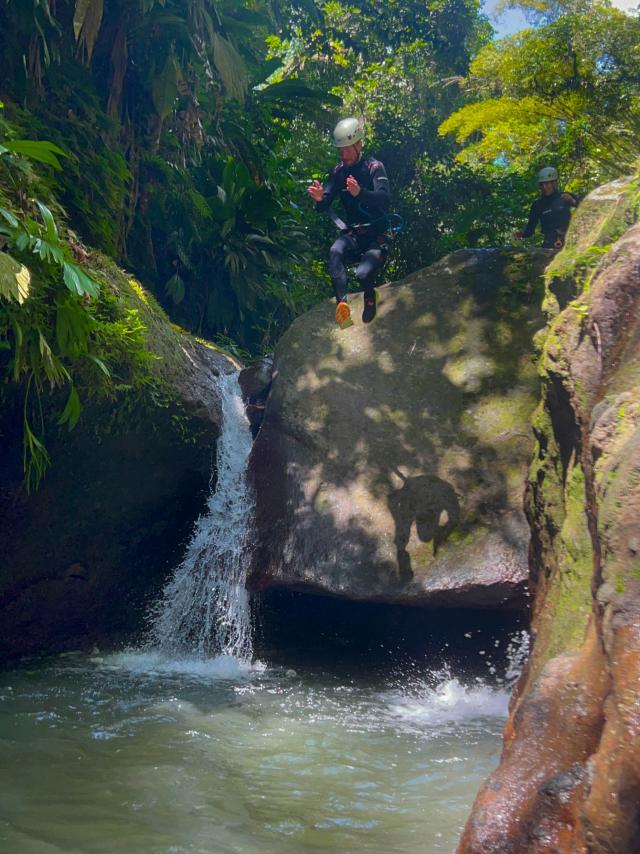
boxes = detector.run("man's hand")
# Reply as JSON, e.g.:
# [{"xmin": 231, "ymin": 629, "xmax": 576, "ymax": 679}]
[
  {"xmin": 307, "ymin": 180, "xmax": 324, "ymax": 203},
  {"xmin": 561, "ymin": 192, "xmax": 577, "ymax": 206},
  {"xmin": 346, "ymin": 175, "xmax": 361, "ymax": 197},
  {"xmin": 513, "ymin": 230, "xmax": 525, "ymax": 240}
]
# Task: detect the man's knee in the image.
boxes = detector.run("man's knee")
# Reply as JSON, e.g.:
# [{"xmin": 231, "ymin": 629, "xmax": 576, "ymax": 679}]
[
  {"xmin": 329, "ymin": 240, "xmax": 347, "ymax": 261},
  {"xmin": 356, "ymin": 253, "xmax": 383, "ymax": 283}
]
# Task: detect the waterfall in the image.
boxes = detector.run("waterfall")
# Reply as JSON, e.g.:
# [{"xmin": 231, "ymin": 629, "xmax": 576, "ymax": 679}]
[{"xmin": 147, "ymin": 371, "xmax": 254, "ymax": 661}]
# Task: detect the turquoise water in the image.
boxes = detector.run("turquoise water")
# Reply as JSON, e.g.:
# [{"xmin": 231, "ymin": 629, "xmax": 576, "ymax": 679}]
[{"xmin": 0, "ymin": 650, "xmax": 512, "ymax": 854}]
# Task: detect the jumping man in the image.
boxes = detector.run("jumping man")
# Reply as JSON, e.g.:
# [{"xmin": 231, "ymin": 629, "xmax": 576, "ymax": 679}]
[{"xmin": 307, "ymin": 118, "xmax": 391, "ymax": 328}]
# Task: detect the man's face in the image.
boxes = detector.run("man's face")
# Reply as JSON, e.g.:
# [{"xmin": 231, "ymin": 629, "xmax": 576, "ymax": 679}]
[
  {"xmin": 540, "ymin": 180, "xmax": 557, "ymax": 196},
  {"xmin": 338, "ymin": 141, "xmax": 362, "ymax": 166}
]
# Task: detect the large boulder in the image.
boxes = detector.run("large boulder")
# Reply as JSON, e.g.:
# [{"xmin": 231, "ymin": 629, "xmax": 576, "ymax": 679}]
[
  {"xmin": 459, "ymin": 177, "xmax": 640, "ymax": 852},
  {"xmin": 248, "ymin": 248, "xmax": 550, "ymax": 607},
  {"xmin": 0, "ymin": 256, "xmax": 238, "ymax": 661}
]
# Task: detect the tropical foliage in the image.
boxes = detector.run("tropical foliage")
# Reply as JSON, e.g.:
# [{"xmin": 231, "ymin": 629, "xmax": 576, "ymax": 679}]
[
  {"xmin": 1, "ymin": 0, "xmax": 639, "ymax": 488},
  {"xmin": 0, "ymin": 116, "xmax": 152, "ymax": 490},
  {"xmin": 0, "ymin": 0, "xmax": 505, "ymax": 347},
  {"xmin": 439, "ymin": 2, "xmax": 640, "ymax": 189}
]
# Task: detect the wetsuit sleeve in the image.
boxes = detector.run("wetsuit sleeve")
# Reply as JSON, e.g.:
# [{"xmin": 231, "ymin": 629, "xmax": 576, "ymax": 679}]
[
  {"xmin": 358, "ymin": 161, "xmax": 390, "ymax": 213},
  {"xmin": 522, "ymin": 200, "xmax": 540, "ymax": 238},
  {"xmin": 315, "ymin": 168, "xmax": 340, "ymax": 213}
]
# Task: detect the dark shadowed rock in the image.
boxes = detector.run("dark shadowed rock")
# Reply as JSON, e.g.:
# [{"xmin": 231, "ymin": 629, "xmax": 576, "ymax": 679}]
[
  {"xmin": 248, "ymin": 248, "xmax": 550, "ymax": 607},
  {"xmin": 239, "ymin": 357, "xmax": 273, "ymax": 400},
  {"xmin": 245, "ymin": 402, "xmax": 266, "ymax": 437}
]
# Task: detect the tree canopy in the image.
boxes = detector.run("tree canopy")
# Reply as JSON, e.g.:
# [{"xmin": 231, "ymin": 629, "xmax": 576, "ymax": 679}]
[{"xmin": 439, "ymin": 2, "xmax": 640, "ymax": 187}]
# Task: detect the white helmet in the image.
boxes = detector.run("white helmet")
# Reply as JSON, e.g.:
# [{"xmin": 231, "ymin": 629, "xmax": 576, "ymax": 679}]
[
  {"xmin": 537, "ymin": 166, "xmax": 558, "ymax": 183},
  {"xmin": 333, "ymin": 117, "xmax": 364, "ymax": 148}
]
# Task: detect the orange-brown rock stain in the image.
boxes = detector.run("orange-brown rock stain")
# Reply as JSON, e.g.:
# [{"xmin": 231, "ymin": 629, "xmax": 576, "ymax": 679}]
[
  {"xmin": 582, "ymin": 617, "xmax": 640, "ymax": 852},
  {"xmin": 457, "ymin": 620, "xmax": 608, "ymax": 853}
]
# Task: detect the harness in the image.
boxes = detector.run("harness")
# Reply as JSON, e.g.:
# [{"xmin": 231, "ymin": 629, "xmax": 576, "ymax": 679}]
[
  {"xmin": 544, "ymin": 229, "xmax": 566, "ymax": 249},
  {"xmin": 326, "ymin": 206, "xmax": 405, "ymax": 247}
]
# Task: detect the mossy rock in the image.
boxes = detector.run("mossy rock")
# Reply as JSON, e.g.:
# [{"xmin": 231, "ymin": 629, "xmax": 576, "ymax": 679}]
[
  {"xmin": 0, "ymin": 252, "xmax": 239, "ymax": 661},
  {"xmin": 544, "ymin": 175, "xmax": 640, "ymax": 314}
]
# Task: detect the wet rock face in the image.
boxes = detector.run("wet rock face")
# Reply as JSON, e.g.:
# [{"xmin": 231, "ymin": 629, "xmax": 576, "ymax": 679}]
[
  {"xmin": 249, "ymin": 248, "xmax": 549, "ymax": 607},
  {"xmin": 459, "ymin": 623, "xmax": 608, "ymax": 853},
  {"xmin": 239, "ymin": 358, "xmax": 273, "ymax": 438},
  {"xmin": 239, "ymin": 357, "xmax": 273, "ymax": 400},
  {"xmin": 0, "ymin": 331, "xmax": 236, "ymax": 662},
  {"xmin": 459, "ymin": 177, "xmax": 640, "ymax": 851}
]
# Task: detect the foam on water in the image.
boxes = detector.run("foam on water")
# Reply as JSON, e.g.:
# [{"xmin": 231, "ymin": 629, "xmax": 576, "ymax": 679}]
[
  {"xmin": 378, "ymin": 632, "xmax": 530, "ymax": 734},
  {"xmin": 98, "ymin": 650, "xmax": 265, "ymax": 681},
  {"xmin": 383, "ymin": 676, "xmax": 510, "ymax": 730}
]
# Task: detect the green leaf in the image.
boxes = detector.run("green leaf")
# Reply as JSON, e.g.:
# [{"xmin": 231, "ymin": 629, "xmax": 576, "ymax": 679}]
[
  {"xmin": 58, "ymin": 386, "xmax": 82, "ymax": 430},
  {"xmin": 0, "ymin": 206, "xmax": 20, "ymax": 229},
  {"xmin": 37, "ymin": 330, "xmax": 70, "ymax": 387},
  {"xmin": 152, "ymin": 53, "xmax": 180, "ymax": 120},
  {"xmin": 246, "ymin": 234, "xmax": 276, "ymax": 246},
  {"xmin": 63, "ymin": 261, "xmax": 100, "ymax": 298},
  {"xmin": 23, "ymin": 419, "xmax": 50, "ymax": 494},
  {"xmin": 73, "ymin": 265, "xmax": 100, "ymax": 298},
  {"xmin": 56, "ymin": 298, "xmax": 93, "ymax": 355},
  {"xmin": 73, "ymin": 0, "xmax": 104, "ymax": 61},
  {"xmin": 188, "ymin": 190, "xmax": 212, "ymax": 219},
  {"xmin": 87, "ymin": 353, "xmax": 110, "ymax": 376},
  {"xmin": 165, "ymin": 272, "xmax": 185, "ymax": 305},
  {"xmin": 3, "ymin": 140, "xmax": 67, "ymax": 170},
  {"xmin": 35, "ymin": 237, "xmax": 65, "ymax": 265},
  {"xmin": 10, "ymin": 315, "xmax": 23, "ymax": 350},
  {"xmin": 257, "ymin": 78, "xmax": 341, "ymax": 108},
  {"xmin": 35, "ymin": 201, "xmax": 59, "ymax": 243},
  {"xmin": 0, "ymin": 253, "xmax": 31, "ymax": 303},
  {"xmin": 62, "ymin": 262, "xmax": 83, "ymax": 295},
  {"xmin": 15, "ymin": 231, "xmax": 30, "ymax": 252},
  {"xmin": 212, "ymin": 32, "xmax": 249, "ymax": 102}
]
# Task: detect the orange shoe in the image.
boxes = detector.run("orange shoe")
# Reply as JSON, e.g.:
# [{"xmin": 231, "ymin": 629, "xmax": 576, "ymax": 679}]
[{"xmin": 335, "ymin": 300, "xmax": 353, "ymax": 329}]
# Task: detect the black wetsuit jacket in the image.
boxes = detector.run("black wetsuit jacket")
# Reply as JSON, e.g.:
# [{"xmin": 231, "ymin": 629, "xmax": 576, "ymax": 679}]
[
  {"xmin": 522, "ymin": 190, "xmax": 579, "ymax": 247},
  {"xmin": 315, "ymin": 157, "xmax": 390, "ymax": 238}
]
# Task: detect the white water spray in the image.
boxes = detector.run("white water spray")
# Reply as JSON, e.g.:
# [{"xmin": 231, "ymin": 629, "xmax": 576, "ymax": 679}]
[{"xmin": 147, "ymin": 371, "xmax": 254, "ymax": 661}]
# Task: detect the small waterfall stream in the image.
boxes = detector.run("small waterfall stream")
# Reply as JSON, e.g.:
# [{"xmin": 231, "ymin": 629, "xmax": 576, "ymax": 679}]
[{"xmin": 147, "ymin": 370, "xmax": 254, "ymax": 661}]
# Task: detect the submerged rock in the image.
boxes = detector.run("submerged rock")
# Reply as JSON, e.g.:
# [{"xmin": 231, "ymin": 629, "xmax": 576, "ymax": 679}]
[
  {"xmin": 459, "ymin": 177, "xmax": 640, "ymax": 852},
  {"xmin": 249, "ymin": 248, "xmax": 549, "ymax": 607}
]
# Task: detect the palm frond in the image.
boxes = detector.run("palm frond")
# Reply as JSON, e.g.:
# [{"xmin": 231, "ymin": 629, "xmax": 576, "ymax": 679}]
[
  {"xmin": 73, "ymin": 0, "xmax": 104, "ymax": 62},
  {"xmin": 212, "ymin": 32, "xmax": 249, "ymax": 102}
]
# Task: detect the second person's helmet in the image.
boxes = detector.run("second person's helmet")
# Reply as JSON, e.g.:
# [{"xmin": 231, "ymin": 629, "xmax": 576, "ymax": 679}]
[{"xmin": 537, "ymin": 166, "xmax": 558, "ymax": 183}]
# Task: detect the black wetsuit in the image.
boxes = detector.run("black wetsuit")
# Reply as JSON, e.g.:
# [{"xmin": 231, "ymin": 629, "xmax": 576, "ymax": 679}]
[
  {"xmin": 522, "ymin": 190, "xmax": 579, "ymax": 248},
  {"xmin": 316, "ymin": 157, "xmax": 390, "ymax": 302}
]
